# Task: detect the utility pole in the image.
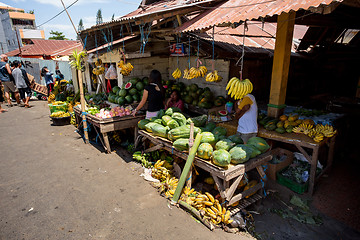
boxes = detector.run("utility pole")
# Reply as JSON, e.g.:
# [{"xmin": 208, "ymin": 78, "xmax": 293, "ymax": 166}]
[
  {"xmin": 60, "ymin": 0, "xmax": 84, "ymax": 46},
  {"xmin": 14, "ymin": 27, "xmax": 22, "ymax": 57}
]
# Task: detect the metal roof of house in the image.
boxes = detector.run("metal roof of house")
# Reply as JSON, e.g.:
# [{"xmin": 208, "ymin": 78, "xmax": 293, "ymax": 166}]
[
  {"xmin": 196, "ymin": 21, "xmax": 308, "ymax": 54},
  {"xmin": 6, "ymin": 39, "xmax": 82, "ymax": 57},
  {"xmin": 177, "ymin": 0, "xmax": 344, "ymax": 32}
]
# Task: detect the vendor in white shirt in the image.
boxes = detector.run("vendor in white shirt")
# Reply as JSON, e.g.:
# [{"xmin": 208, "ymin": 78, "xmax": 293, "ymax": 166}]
[{"xmin": 235, "ymin": 92, "xmax": 258, "ymax": 143}]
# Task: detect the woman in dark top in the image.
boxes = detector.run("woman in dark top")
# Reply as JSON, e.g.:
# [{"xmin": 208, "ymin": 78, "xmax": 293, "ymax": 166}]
[{"xmin": 132, "ymin": 70, "xmax": 165, "ymax": 119}]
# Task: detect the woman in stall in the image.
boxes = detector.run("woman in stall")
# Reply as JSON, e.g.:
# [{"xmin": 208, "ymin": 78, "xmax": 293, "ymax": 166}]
[
  {"xmin": 165, "ymin": 89, "xmax": 184, "ymax": 112},
  {"xmin": 132, "ymin": 70, "xmax": 165, "ymax": 119}
]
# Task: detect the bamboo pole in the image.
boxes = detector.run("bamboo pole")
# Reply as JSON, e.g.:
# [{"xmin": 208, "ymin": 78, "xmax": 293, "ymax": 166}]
[
  {"xmin": 178, "ymin": 200, "xmax": 214, "ymax": 231},
  {"xmin": 77, "ymin": 69, "xmax": 89, "ymax": 143},
  {"xmin": 186, "ymin": 123, "xmax": 194, "ymax": 188},
  {"xmin": 172, "ymin": 132, "xmax": 202, "ymax": 203}
]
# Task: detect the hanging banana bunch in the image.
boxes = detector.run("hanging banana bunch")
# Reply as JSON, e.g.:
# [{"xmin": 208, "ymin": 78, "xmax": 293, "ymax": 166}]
[
  {"xmin": 183, "ymin": 66, "xmax": 208, "ymax": 80},
  {"xmin": 95, "ymin": 59, "xmax": 103, "ymax": 67},
  {"xmin": 226, "ymin": 77, "xmax": 253, "ymax": 100},
  {"xmin": 92, "ymin": 66, "xmax": 105, "ymax": 76},
  {"xmin": 205, "ymin": 70, "xmax": 222, "ymax": 82},
  {"xmin": 118, "ymin": 60, "xmax": 134, "ymax": 76},
  {"xmin": 172, "ymin": 68, "xmax": 182, "ymax": 79}
]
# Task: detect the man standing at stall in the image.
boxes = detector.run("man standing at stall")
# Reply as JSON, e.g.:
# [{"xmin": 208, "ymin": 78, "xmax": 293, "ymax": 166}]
[
  {"xmin": 235, "ymin": 92, "xmax": 258, "ymax": 143},
  {"xmin": 0, "ymin": 54, "xmax": 20, "ymax": 107}
]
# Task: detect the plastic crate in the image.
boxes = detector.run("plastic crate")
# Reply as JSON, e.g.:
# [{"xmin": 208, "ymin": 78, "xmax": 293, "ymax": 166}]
[
  {"xmin": 276, "ymin": 167, "xmax": 308, "ymax": 194},
  {"xmin": 48, "ymin": 103, "xmax": 68, "ymax": 113},
  {"xmin": 50, "ymin": 116, "xmax": 70, "ymax": 126},
  {"xmin": 266, "ymin": 148, "xmax": 294, "ymax": 181}
]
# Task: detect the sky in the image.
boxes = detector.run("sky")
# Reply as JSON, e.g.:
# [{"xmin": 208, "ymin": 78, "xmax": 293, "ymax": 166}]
[{"xmin": 1, "ymin": 0, "xmax": 141, "ymax": 40}]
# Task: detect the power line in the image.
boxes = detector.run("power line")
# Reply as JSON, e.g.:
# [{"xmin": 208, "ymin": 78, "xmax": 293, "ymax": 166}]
[{"xmin": 37, "ymin": 0, "xmax": 79, "ymax": 28}]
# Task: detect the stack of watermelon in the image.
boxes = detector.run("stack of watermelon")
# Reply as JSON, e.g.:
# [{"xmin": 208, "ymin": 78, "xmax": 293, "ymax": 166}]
[{"xmin": 108, "ymin": 77, "xmax": 148, "ymax": 106}]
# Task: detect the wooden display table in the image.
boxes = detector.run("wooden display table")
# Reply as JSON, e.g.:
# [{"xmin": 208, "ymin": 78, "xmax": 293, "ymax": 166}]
[
  {"xmin": 74, "ymin": 106, "xmax": 145, "ymax": 153},
  {"xmin": 137, "ymin": 130, "xmax": 272, "ymax": 207},
  {"xmin": 218, "ymin": 120, "xmax": 336, "ymax": 196}
]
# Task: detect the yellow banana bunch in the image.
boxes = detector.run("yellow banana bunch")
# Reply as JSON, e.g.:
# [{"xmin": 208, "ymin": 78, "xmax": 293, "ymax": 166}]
[
  {"xmin": 292, "ymin": 123, "xmax": 313, "ymax": 134},
  {"xmin": 151, "ymin": 160, "xmax": 170, "ymax": 182},
  {"xmin": 118, "ymin": 60, "xmax": 134, "ymax": 76},
  {"xmin": 293, "ymin": 123, "xmax": 336, "ymax": 142},
  {"xmin": 183, "ymin": 68, "xmax": 190, "ymax": 79},
  {"xmin": 95, "ymin": 59, "xmax": 102, "ymax": 66},
  {"xmin": 92, "ymin": 66, "xmax": 105, "ymax": 75},
  {"xmin": 172, "ymin": 68, "xmax": 182, "ymax": 79},
  {"xmin": 313, "ymin": 133, "xmax": 324, "ymax": 142},
  {"xmin": 199, "ymin": 66, "xmax": 208, "ymax": 77},
  {"xmin": 226, "ymin": 77, "xmax": 253, "ymax": 100},
  {"xmin": 205, "ymin": 70, "xmax": 222, "ymax": 82},
  {"xmin": 50, "ymin": 111, "xmax": 70, "ymax": 118}
]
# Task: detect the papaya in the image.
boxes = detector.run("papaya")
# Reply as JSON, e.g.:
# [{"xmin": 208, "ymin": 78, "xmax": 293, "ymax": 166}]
[
  {"xmin": 276, "ymin": 121, "xmax": 284, "ymax": 128},
  {"xmin": 279, "ymin": 115, "xmax": 288, "ymax": 121},
  {"xmin": 275, "ymin": 127, "xmax": 286, "ymax": 134}
]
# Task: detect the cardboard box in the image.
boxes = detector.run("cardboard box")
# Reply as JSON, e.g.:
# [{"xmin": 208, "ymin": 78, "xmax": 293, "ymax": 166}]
[{"xmin": 266, "ymin": 148, "xmax": 294, "ymax": 181}]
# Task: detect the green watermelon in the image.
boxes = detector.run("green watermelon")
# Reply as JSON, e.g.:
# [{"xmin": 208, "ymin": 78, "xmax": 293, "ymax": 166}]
[
  {"xmin": 118, "ymin": 97, "xmax": 126, "ymax": 106},
  {"xmin": 204, "ymin": 122, "xmax": 216, "ymax": 132},
  {"xmin": 184, "ymin": 95, "xmax": 193, "ymax": 104},
  {"xmin": 129, "ymin": 78, "xmax": 140, "ymax": 85},
  {"xmin": 112, "ymin": 86, "xmax": 120, "ymax": 94},
  {"xmin": 132, "ymin": 94, "xmax": 140, "ymax": 102},
  {"xmin": 124, "ymin": 82, "xmax": 132, "ymax": 90},
  {"xmin": 125, "ymin": 95, "xmax": 133, "ymax": 104},
  {"xmin": 197, "ymin": 143, "xmax": 213, "ymax": 160},
  {"xmin": 227, "ymin": 135, "xmax": 244, "ymax": 144},
  {"xmin": 119, "ymin": 89, "xmax": 127, "ymax": 97},
  {"xmin": 129, "ymin": 88, "xmax": 138, "ymax": 96},
  {"xmin": 212, "ymin": 126, "xmax": 227, "ymax": 136},
  {"xmin": 142, "ymin": 77, "xmax": 149, "ymax": 85},
  {"xmin": 212, "ymin": 149, "xmax": 231, "ymax": 167},
  {"xmin": 136, "ymin": 82, "xmax": 145, "ymax": 91}
]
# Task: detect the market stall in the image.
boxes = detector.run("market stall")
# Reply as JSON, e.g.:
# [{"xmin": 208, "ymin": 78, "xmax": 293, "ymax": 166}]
[{"xmin": 74, "ymin": 105, "xmax": 145, "ymax": 153}]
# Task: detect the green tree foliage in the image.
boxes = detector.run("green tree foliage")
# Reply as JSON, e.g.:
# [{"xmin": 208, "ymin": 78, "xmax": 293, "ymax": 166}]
[
  {"xmin": 48, "ymin": 30, "xmax": 67, "ymax": 40},
  {"xmin": 96, "ymin": 9, "xmax": 103, "ymax": 25},
  {"xmin": 111, "ymin": 14, "xmax": 115, "ymax": 21}
]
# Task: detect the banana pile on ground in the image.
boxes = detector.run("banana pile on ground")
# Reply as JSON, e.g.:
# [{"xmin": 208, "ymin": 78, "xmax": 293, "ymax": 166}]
[
  {"xmin": 50, "ymin": 111, "xmax": 70, "ymax": 118},
  {"xmin": 118, "ymin": 60, "xmax": 134, "ymax": 76},
  {"xmin": 172, "ymin": 68, "xmax": 182, "ymax": 79},
  {"xmin": 183, "ymin": 66, "xmax": 208, "ymax": 80},
  {"xmin": 205, "ymin": 70, "xmax": 221, "ymax": 82},
  {"xmin": 226, "ymin": 78, "xmax": 253, "ymax": 100}
]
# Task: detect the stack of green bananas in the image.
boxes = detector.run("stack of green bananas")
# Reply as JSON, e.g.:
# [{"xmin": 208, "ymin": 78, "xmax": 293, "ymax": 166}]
[{"xmin": 226, "ymin": 78, "xmax": 253, "ymax": 100}]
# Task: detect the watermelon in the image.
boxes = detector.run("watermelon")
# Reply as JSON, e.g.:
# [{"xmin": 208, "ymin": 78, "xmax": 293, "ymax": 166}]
[
  {"xmin": 247, "ymin": 137, "xmax": 270, "ymax": 153},
  {"xmin": 129, "ymin": 88, "xmax": 138, "ymax": 96},
  {"xmin": 229, "ymin": 146, "xmax": 248, "ymax": 164},
  {"xmin": 227, "ymin": 135, "xmax": 244, "ymax": 144},
  {"xmin": 142, "ymin": 77, "xmax": 149, "ymax": 85},
  {"xmin": 119, "ymin": 89, "xmax": 127, "ymax": 97},
  {"xmin": 200, "ymin": 132, "xmax": 216, "ymax": 145},
  {"xmin": 212, "ymin": 126, "xmax": 227, "ymax": 136},
  {"xmin": 136, "ymin": 82, "xmax": 145, "ymax": 91},
  {"xmin": 204, "ymin": 122, "xmax": 216, "ymax": 132},
  {"xmin": 218, "ymin": 110, "xmax": 228, "ymax": 116},
  {"xmin": 132, "ymin": 94, "xmax": 140, "ymax": 102},
  {"xmin": 129, "ymin": 78, "xmax": 140, "ymax": 85},
  {"xmin": 212, "ymin": 149, "xmax": 231, "ymax": 167},
  {"xmin": 189, "ymin": 115, "xmax": 207, "ymax": 127},
  {"xmin": 184, "ymin": 95, "xmax": 193, "ymax": 104},
  {"xmin": 124, "ymin": 82, "xmax": 132, "ymax": 90},
  {"xmin": 197, "ymin": 143, "xmax": 213, "ymax": 160},
  {"xmin": 118, "ymin": 97, "xmax": 125, "ymax": 106},
  {"xmin": 138, "ymin": 119, "xmax": 150, "ymax": 130},
  {"xmin": 173, "ymin": 138, "xmax": 189, "ymax": 152},
  {"xmin": 215, "ymin": 139, "xmax": 235, "ymax": 151},
  {"xmin": 190, "ymin": 84, "xmax": 198, "ymax": 92},
  {"xmin": 112, "ymin": 86, "xmax": 120, "ymax": 94},
  {"xmin": 125, "ymin": 95, "xmax": 133, "ymax": 104}
]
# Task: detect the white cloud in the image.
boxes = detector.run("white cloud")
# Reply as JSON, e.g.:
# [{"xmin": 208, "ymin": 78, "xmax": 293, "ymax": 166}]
[
  {"xmin": 35, "ymin": 0, "xmax": 111, "ymax": 8},
  {"xmin": 12, "ymin": 0, "xmax": 25, "ymax": 2}
]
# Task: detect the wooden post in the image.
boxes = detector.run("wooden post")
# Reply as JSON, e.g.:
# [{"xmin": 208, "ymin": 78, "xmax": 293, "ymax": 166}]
[
  {"xmin": 356, "ymin": 76, "xmax": 360, "ymax": 98},
  {"xmin": 267, "ymin": 11, "xmax": 295, "ymax": 118},
  {"xmin": 78, "ymin": 69, "xmax": 89, "ymax": 143}
]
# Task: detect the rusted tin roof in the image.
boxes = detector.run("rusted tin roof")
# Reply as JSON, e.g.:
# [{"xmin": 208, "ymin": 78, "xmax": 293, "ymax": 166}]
[
  {"xmin": 197, "ymin": 21, "xmax": 308, "ymax": 54},
  {"xmin": 6, "ymin": 39, "xmax": 82, "ymax": 57},
  {"xmin": 178, "ymin": 0, "xmax": 343, "ymax": 32}
]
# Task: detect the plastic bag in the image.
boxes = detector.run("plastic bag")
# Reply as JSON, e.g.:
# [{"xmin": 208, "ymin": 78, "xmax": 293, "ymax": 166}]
[{"xmin": 105, "ymin": 65, "xmax": 117, "ymax": 79}]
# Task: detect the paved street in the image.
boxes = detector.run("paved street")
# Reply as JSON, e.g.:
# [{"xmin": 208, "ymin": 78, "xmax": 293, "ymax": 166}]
[{"xmin": 0, "ymin": 100, "xmax": 253, "ymax": 240}]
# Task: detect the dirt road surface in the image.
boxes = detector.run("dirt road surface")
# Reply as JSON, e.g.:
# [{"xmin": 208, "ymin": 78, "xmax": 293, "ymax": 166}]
[{"xmin": 0, "ymin": 101, "xmax": 254, "ymax": 240}]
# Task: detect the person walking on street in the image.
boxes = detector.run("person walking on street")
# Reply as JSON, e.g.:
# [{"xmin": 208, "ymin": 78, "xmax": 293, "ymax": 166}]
[
  {"xmin": 0, "ymin": 54, "xmax": 20, "ymax": 106},
  {"xmin": 0, "ymin": 84, "xmax": 8, "ymax": 113},
  {"xmin": 41, "ymin": 66, "xmax": 54, "ymax": 96},
  {"xmin": 12, "ymin": 60, "xmax": 32, "ymax": 108}
]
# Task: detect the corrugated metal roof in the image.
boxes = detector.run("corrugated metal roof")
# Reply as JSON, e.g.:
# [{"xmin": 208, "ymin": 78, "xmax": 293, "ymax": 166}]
[
  {"xmin": 197, "ymin": 21, "xmax": 308, "ymax": 53},
  {"xmin": 177, "ymin": 0, "xmax": 343, "ymax": 32},
  {"xmin": 87, "ymin": 35, "xmax": 137, "ymax": 53},
  {"xmin": 6, "ymin": 39, "xmax": 82, "ymax": 57}
]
